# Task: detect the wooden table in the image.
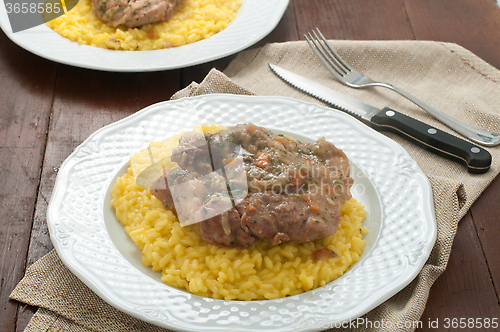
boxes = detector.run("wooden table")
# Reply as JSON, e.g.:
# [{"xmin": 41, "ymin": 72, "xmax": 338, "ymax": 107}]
[{"xmin": 1, "ymin": 0, "xmax": 499, "ymax": 331}]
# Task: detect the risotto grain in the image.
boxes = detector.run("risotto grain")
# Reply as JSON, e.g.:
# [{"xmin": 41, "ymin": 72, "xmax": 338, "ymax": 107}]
[
  {"xmin": 111, "ymin": 125, "xmax": 367, "ymax": 300},
  {"xmin": 46, "ymin": 0, "xmax": 242, "ymax": 51}
]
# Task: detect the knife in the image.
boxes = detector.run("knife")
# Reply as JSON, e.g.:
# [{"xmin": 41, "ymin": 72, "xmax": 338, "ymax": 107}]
[{"xmin": 269, "ymin": 63, "xmax": 491, "ymax": 174}]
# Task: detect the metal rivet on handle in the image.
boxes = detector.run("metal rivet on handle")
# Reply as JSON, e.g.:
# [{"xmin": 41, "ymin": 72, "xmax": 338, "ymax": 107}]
[
  {"xmin": 385, "ymin": 110, "xmax": 395, "ymax": 117},
  {"xmin": 471, "ymin": 147, "xmax": 481, "ymax": 154},
  {"xmin": 427, "ymin": 128, "xmax": 437, "ymax": 135}
]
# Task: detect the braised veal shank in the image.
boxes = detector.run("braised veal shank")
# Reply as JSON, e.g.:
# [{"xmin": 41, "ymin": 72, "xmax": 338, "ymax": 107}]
[{"xmin": 151, "ymin": 124, "xmax": 353, "ymax": 248}]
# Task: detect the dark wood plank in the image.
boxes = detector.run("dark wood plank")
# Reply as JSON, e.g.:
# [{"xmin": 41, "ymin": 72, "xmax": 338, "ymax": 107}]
[
  {"xmin": 179, "ymin": 56, "xmax": 238, "ymax": 91},
  {"xmin": 404, "ymin": 0, "xmax": 500, "ymax": 68},
  {"xmin": 0, "ymin": 31, "xmax": 57, "ymax": 332},
  {"xmin": 181, "ymin": 1, "xmax": 298, "ymax": 87},
  {"xmin": 293, "ymin": 0, "xmax": 414, "ymax": 40},
  {"xmin": 469, "ymin": 176, "xmax": 500, "ymax": 299},
  {"xmin": 14, "ymin": 66, "xmax": 138, "ymax": 332},
  {"xmin": 137, "ymin": 71, "xmax": 182, "ymax": 108},
  {"xmin": 403, "ymin": 0, "xmax": 500, "ymax": 322},
  {"xmin": 418, "ymin": 211, "xmax": 500, "ymax": 331},
  {"xmin": 15, "ymin": 67, "xmax": 181, "ymax": 331},
  {"xmin": 253, "ymin": 1, "xmax": 298, "ymax": 47},
  {"xmin": 4, "ymin": 1, "xmax": 500, "ymax": 331}
]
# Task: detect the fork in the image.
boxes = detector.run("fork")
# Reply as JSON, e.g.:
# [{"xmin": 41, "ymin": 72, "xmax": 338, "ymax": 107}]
[{"xmin": 304, "ymin": 28, "xmax": 500, "ymax": 147}]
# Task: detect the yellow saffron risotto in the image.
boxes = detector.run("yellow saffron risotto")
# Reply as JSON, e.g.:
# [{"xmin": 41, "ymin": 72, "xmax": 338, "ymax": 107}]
[
  {"xmin": 46, "ymin": 0, "xmax": 242, "ymax": 51},
  {"xmin": 111, "ymin": 125, "xmax": 368, "ymax": 300}
]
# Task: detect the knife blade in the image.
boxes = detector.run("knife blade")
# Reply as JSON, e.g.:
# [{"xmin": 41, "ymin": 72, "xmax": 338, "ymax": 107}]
[{"xmin": 269, "ymin": 63, "xmax": 491, "ymax": 174}]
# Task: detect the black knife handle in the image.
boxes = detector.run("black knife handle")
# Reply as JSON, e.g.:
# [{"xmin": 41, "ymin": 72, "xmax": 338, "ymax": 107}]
[{"xmin": 371, "ymin": 107, "xmax": 492, "ymax": 173}]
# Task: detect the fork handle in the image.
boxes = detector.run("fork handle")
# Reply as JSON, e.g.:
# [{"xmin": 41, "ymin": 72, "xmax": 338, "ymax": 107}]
[
  {"xmin": 378, "ymin": 83, "xmax": 500, "ymax": 147},
  {"xmin": 371, "ymin": 107, "xmax": 492, "ymax": 174}
]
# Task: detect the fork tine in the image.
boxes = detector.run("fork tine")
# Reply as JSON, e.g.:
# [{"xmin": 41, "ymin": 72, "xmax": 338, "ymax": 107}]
[
  {"xmin": 313, "ymin": 28, "xmax": 352, "ymax": 73},
  {"xmin": 311, "ymin": 30, "xmax": 349, "ymax": 76},
  {"xmin": 304, "ymin": 32, "xmax": 346, "ymax": 79}
]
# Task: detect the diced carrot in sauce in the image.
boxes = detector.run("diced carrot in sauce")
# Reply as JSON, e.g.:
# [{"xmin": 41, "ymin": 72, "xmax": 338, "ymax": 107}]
[
  {"xmin": 323, "ymin": 185, "xmax": 335, "ymax": 193},
  {"xmin": 274, "ymin": 136, "xmax": 286, "ymax": 145},
  {"xmin": 309, "ymin": 201, "xmax": 320, "ymax": 212},
  {"xmin": 247, "ymin": 124, "xmax": 257, "ymax": 134},
  {"xmin": 247, "ymin": 204, "xmax": 256, "ymax": 212},
  {"xmin": 289, "ymin": 177, "xmax": 302, "ymax": 187},
  {"xmin": 255, "ymin": 153, "xmax": 270, "ymax": 168},
  {"xmin": 147, "ymin": 30, "xmax": 155, "ymax": 39}
]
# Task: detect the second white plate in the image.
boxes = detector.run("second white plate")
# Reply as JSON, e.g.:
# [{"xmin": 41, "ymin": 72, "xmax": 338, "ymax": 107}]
[{"xmin": 0, "ymin": 0, "xmax": 289, "ymax": 71}]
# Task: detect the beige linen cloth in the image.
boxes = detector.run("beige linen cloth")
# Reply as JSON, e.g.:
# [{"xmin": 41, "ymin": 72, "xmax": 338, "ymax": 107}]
[{"xmin": 11, "ymin": 40, "xmax": 500, "ymax": 332}]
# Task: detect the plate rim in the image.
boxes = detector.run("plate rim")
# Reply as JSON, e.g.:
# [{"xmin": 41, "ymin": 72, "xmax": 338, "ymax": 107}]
[{"xmin": 47, "ymin": 94, "xmax": 437, "ymax": 332}]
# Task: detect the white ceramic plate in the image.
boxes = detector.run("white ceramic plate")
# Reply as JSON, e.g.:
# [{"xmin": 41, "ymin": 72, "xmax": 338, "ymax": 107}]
[
  {"xmin": 47, "ymin": 94, "xmax": 436, "ymax": 332},
  {"xmin": 0, "ymin": 0, "xmax": 289, "ymax": 72}
]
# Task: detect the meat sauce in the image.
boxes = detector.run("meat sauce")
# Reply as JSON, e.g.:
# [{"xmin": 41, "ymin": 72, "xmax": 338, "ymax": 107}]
[
  {"xmin": 150, "ymin": 124, "xmax": 353, "ymax": 249},
  {"xmin": 92, "ymin": 0, "xmax": 180, "ymax": 28}
]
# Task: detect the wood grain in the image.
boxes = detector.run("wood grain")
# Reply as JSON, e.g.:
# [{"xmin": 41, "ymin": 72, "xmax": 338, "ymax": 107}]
[
  {"xmin": 0, "ymin": 31, "xmax": 57, "ymax": 332},
  {"xmin": 181, "ymin": 2, "xmax": 299, "ymax": 88},
  {"xmin": 469, "ymin": 175, "xmax": 500, "ymax": 299},
  {"xmin": 1, "ymin": 0, "xmax": 500, "ymax": 331},
  {"xmin": 404, "ymin": 0, "xmax": 500, "ymax": 69},
  {"xmin": 15, "ymin": 66, "xmax": 181, "ymax": 331},
  {"xmin": 418, "ymin": 211, "xmax": 500, "ymax": 331},
  {"xmin": 254, "ymin": 1, "xmax": 298, "ymax": 47},
  {"xmin": 293, "ymin": 0, "xmax": 414, "ymax": 40}
]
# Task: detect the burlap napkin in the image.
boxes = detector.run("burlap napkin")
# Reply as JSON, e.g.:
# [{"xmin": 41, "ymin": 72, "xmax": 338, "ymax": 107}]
[{"xmin": 11, "ymin": 40, "xmax": 500, "ymax": 332}]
